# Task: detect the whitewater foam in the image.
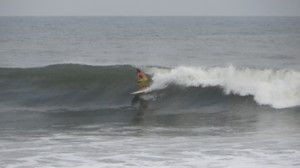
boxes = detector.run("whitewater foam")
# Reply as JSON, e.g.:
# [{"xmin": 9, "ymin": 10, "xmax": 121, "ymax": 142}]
[{"xmin": 146, "ymin": 66, "xmax": 300, "ymax": 109}]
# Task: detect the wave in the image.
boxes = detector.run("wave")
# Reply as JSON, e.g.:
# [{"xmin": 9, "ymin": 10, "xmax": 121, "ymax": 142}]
[
  {"xmin": 0, "ymin": 64, "xmax": 136, "ymax": 109},
  {"xmin": 0, "ymin": 64, "xmax": 299, "ymax": 110},
  {"xmin": 146, "ymin": 66, "xmax": 300, "ymax": 109}
]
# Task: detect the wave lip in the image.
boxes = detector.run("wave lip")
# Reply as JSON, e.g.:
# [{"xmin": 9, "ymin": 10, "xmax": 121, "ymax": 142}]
[{"xmin": 147, "ymin": 66, "xmax": 300, "ymax": 109}]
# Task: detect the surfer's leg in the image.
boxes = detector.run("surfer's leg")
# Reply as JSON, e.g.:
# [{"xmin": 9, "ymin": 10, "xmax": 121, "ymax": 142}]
[{"xmin": 131, "ymin": 95, "xmax": 140, "ymax": 105}]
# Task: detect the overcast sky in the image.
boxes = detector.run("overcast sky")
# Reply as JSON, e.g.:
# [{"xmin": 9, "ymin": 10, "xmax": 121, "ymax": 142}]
[{"xmin": 1, "ymin": 0, "xmax": 300, "ymax": 16}]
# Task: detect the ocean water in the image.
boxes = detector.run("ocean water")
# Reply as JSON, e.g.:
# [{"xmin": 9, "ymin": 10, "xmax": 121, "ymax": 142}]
[{"xmin": 0, "ymin": 16, "xmax": 300, "ymax": 168}]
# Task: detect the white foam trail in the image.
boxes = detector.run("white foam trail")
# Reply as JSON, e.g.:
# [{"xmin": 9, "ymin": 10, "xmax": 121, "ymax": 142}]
[{"xmin": 146, "ymin": 66, "xmax": 300, "ymax": 109}]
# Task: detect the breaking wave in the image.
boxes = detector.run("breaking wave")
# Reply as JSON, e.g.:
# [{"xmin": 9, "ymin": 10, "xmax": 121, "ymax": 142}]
[
  {"xmin": 0, "ymin": 64, "xmax": 299, "ymax": 110},
  {"xmin": 146, "ymin": 66, "xmax": 300, "ymax": 109}
]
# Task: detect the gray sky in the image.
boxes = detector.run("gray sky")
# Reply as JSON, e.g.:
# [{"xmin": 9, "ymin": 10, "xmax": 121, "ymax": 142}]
[{"xmin": 1, "ymin": 0, "xmax": 300, "ymax": 16}]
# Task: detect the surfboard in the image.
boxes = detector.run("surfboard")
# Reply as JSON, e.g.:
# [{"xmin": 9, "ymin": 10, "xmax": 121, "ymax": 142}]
[{"xmin": 130, "ymin": 89, "xmax": 147, "ymax": 95}]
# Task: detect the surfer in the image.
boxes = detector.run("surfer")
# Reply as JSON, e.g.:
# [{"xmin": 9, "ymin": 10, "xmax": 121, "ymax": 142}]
[
  {"xmin": 131, "ymin": 68, "xmax": 149, "ymax": 111},
  {"xmin": 136, "ymin": 68, "xmax": 149, "ymax": 90}
]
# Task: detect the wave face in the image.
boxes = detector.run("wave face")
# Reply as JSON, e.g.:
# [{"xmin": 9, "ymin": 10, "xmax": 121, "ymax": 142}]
[
  {"xmin": 0, "ymin": 64, "xmax": 299, "ymax": 110},
  {"xmin": 147, "ymin": 66, "xmax": 300, "ymax": 109},
  {"xmin": 0, "ymin": 64, "xmax": 136, "ymax": 109}
]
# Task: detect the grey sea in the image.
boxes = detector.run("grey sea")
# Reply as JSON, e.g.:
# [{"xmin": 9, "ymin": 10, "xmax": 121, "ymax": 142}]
[{"xmin": 0, "ymin": 16, "xmax": 300, "ymax": 168}]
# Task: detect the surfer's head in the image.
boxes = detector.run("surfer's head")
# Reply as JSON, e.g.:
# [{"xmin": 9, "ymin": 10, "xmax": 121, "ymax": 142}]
[{"xmin": 136, "ymin": 68, "xmax": 141, "ymax": 73}]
